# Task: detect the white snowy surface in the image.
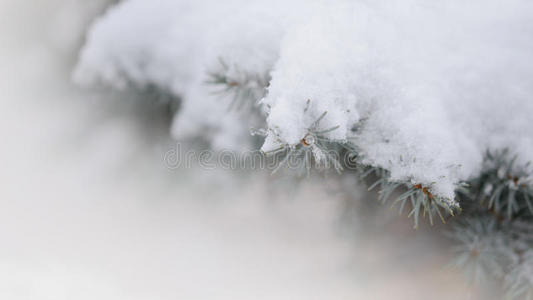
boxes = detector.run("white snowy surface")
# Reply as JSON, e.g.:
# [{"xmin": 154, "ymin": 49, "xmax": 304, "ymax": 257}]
[
  {"xmin": 0, "ymin": 1, "xmax": 506, "ymax": 299},
  {"xmin": 74, "ymin": 0, "xmax": 301, "ymax": 151},
  {"xmin": 75, "ymin": 0, "xmax": 533, "ymax": 201}
]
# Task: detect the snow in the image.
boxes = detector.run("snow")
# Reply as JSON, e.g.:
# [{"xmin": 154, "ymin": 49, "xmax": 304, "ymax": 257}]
[
  {"xmin": 75, "ymin": 0, "xmax": 301, "ymax": 151},
  {"xmin": 74, "ymin": 0, "xmax": 533, "ymax": 202}
]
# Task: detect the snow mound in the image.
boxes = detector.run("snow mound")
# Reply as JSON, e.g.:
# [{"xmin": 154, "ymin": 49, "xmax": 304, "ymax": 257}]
[{"xmin": 75, "ymin": 0, "xmax": 533, "ymax": 201}]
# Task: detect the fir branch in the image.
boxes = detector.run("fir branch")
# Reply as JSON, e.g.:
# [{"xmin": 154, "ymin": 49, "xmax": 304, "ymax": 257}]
[
  {"xmin": 206, "ymin": 58, "xmax": 270, "ymax": 112},
  {"xmin": 363, "ymin": 166, "xmax": 456, "ymax": 228},
  {"xmin": 446, "ymin": 217, "xmax": 516, "ymax": 284},
  {"xmin": 468, "ymin": 149, "xmax": 533, "ymax": 220},
  {"xmin": 260, "ymin": 111, "xmax": 346, "ymax": 176}
]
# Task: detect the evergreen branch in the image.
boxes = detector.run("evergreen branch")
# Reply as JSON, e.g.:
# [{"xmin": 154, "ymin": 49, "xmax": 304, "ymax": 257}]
[
  {"xmin": 206, "ymin": 58, "xmax": 270, "ymax": 112},
  {"xmin": 446, "ymin": 217, "xmax": 515, "ymax": 284},
  {"xmin": 467, "ymin": 149, "xmax": 533, "ymax": 220},
  {"xmin": 362, "ymin": 166, "xmax": 457, "ymax": 228}
]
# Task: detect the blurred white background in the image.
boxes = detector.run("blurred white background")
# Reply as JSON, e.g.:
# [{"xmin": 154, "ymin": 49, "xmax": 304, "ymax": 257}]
[{"xmin": 0, "ymin": 1, "xmax": 490, "ymax": 299}]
